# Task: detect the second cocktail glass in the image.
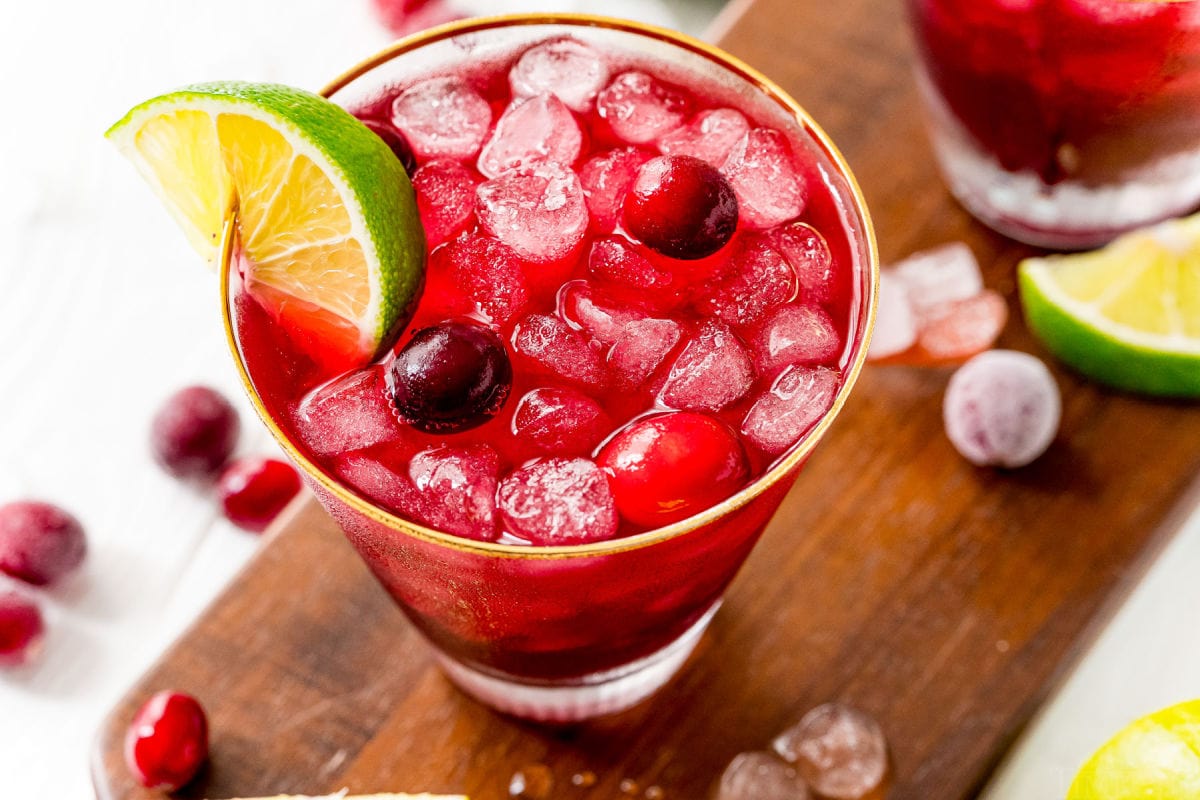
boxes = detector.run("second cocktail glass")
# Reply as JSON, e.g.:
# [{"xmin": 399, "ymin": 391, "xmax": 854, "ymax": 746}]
[{"xmin": 224, "ymin": 15, "xmax": 877, "ymax": 722}]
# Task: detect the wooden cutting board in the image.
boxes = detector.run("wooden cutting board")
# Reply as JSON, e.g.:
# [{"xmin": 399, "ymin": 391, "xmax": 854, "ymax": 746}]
[{"xmin": 93, "ymin": 0, "xmax": 1200, "ymax": 798}]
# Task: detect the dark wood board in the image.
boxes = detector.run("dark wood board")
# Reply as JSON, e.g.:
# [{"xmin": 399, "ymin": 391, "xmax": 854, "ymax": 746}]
[{"xmin": 94, "ymin": 0, "xmax": 1200, "ymax": 798}]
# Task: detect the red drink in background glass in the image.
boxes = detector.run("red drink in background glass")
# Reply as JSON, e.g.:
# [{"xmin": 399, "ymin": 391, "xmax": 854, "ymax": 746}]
[
  {"xmin": 224, "ymin": 15, "xmax": 877, "ymax": 721},
  {"xmin": 910, "ymin": 0, "xmax": 1200, "ymax": 249}
]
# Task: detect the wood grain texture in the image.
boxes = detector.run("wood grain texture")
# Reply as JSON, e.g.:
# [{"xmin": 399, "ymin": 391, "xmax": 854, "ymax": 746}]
[{"xmin": 93, "ymin": 1, "xmax": 1200, "ymax": 799}]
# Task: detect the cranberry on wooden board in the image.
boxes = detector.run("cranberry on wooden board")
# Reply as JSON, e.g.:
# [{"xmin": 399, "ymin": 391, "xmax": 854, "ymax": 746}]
[{"xmin": 124, "ymin": 691, "xmax": 209, "ymax": 791}]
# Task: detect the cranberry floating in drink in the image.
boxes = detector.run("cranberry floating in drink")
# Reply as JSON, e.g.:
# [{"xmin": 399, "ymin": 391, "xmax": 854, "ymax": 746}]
[
  {"xmin": 909, "ymin": 0, "xmax": 1200, "ymax": 248},
  {"xmin": 226, "ymin": 16, "xmax": 877, "ymax": 721}
]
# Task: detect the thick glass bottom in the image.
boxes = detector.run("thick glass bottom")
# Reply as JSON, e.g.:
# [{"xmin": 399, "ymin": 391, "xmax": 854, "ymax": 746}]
[
  {"xmin": 916, "ymin": 71, "xmax": 1200, "ymax": 250},
  {"xmin": 434, "ymin": 601, "xmax": 721, "ymax": 722}
]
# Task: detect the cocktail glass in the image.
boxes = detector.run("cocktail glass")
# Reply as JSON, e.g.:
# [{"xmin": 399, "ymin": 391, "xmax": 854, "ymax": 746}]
[
  {"xmin": 222, "ymin": 14, "xmax": 878, "ymax": 722},
  {"xmin": 909, "ymin": 0, "xmax": 1200, "ymax": 249}
]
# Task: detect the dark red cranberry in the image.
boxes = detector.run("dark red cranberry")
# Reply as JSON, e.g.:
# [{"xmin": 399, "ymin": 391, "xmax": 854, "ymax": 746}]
[
  {"xmin": 0, "ymin": 501, "xmax": 86, "ymax": 586},
  {"xmin": 150, "ymin": 386, "xmax": 240, "ymax": 480},
  {"xmin": 387, "ymin": 321, "xmax": 513, "ymax": 433},
  {"xmin": 0, "ymin": 591, "xmax": 44, "ymax": 667},
  {"xmin": 124, "ymin": 691, "xmax": 209, "ymax": 791},
  {"xmin": 624, "ymin": 155, "xmax": 738, "ymax": 260},
  {"xmin": 217, "ymin": 457, "xmax": 302, "ymax": 533},
  {"xmin": 362, "ymin": 118, "xmax": 417, "ymax": 175},
  {"xmin": 597, "ymin": 411, "xmax": 749, "ymax": 527}
]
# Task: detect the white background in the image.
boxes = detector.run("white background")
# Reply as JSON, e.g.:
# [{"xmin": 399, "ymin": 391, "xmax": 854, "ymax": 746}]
[{"xmin": 0, "ymin": 1, "xmax": 1195, "ymax": 798}]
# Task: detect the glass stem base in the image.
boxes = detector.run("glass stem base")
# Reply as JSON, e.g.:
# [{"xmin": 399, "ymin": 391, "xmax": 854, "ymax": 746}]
[{"xmin": 434, "ymin": 601, "xmax": 721, "ymax": 723}]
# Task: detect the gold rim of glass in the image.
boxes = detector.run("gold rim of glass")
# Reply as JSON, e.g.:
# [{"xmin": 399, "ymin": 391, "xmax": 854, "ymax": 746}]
[{"xmin": 220, "ymin": 12, "xmax": 880, "ymax": 560}]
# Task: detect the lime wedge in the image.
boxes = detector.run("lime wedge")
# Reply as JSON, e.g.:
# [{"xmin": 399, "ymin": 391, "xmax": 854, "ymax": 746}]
[
  {"xmin": 107, "ymin": 81, "xmax": 425, "ymax": 370},
  {"xmin": 1018, "ymin": 214, "xmax": 1200, "ymax": 397},
  {"xmin": 1068, "ymin": 700, "xmax": 1200, "ymax": 800}
]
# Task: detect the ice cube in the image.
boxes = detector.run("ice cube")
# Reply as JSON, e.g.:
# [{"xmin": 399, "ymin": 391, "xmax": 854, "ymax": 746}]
[
  {"xmin": 406, "ymin": 445, "xmax": 499, "ymax": 541},
  {"xmin": 497, "ymin": 458, "xmax": 619, "ymax": 544},
  {"xmin": 391, "ymin": 77, "xmax": 492, "ymax": 162},
  {"xmin": 944, "ymin": 350, "xmax": 1060, "ymax": 468},
  {"xmin": 588, "ymin": 235, "xmax": 673, "ymax": 291},
  {"xmin": 477, "ymin": 94, "xmax": 584, "ymax": 179},
  {"xmin": 917, "ymin": 290, "xmax": 1007, "ymax": 361},
  {"xmin": 512, "ymin": 313, "xmax": 608, "ymax": 388},
  {"xmin": 331, "ymin": 452, "xmax": 416, "ymax": 517},
  {"xmin": 742, "ymin": 365, "xmax": 839, "ymax": 455},
  {"xmin": 608, "ymin": 318, "xmax": 682, "ymax": 388},
  {"xmin": 413, "ymin": 159, "xmax": 478, "ymax": 246},
  {"xmin": 509, "ymin": 37, "xmax": 610, "ymax": 113},
  {"xmin": 597, "ymin": 71, "xmax": 690, "ymax": 145},
  {"xmin": 558, "ymin": 279, "xmax": 648, "ymax": 344},
  {"xmin": 891, "ymin": 243, "xmax": 984, "ymax": 320},
  {"xmin": 773, "ymin": 703, "xmax": 890, "ymax": 800},
  {"xmin": 476, "ymin": 162, "xmax": 588, "ymax": 262},
  {"xmin": 722, "ymin": 128, "xmax": 807, "ymax": 229},
  {"xmin": 772, "ymin": 222, "xmax": 835, "ymax": 304},
  {"xmin": 293, "ymin": 366, "xmax": 400, "ymax": 457},
  {"xmin": 657, "ymin": 108, "xmax": 750, "ymax": 168},
  {"xmin": 700, "ymin": 236, "xmax": 797, "ymax": 328},
  {"xmin": 660, "ymin": 321, "xmax": 754, "ymax": 411},
  {"xmin": 428, "ymin": 232, "xmax": 531, "ymax": 325},
  {"xmin": 716, "ymin": 752, "xmax": 811, "ymax": 800},
  {"xmin": 752, "ymin": 303, "xmax": 840, "ymax": 375},
  {"xmin": 512, "ymin": 387, "xmax": 611, "ymax": 457},
  {"xmin": 866, "ymin": 272, "xmax": 918, "ymax": 361},
  {"xmin": 579, "ymin": 147, "xmax": 653, "ymax": 231}
]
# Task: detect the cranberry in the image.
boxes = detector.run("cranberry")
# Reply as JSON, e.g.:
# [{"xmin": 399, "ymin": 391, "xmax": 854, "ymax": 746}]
[
  {"xmin": 0, "ymin": 501, "xmax": 86, "ymax": 586},
  {"xmin": 150, "ymin": 386, "xmax": 240, "ymax": 480},
  {"xmin": 388, "ymin": 321, "xmax": 513, "ymax": 433},
  {"xmin": 623, "ymin": 155, "xmax": 738, "ymax": 260},
  {"xmin": 597, "ymin": 412, "xmax": 749, "ymax": 527},
  {"xmin": 217, "ymin": 457, "xmax": 303, "ymax": 533},
  {"xmin": 124, "ymin": 691, "xmax": 209, "ymax": 791},
  {"xmin": 0, "ymin": 591, "xmax": 44, "ymax": 667},
  {"xmin": 361, "ymin": 118, "xmax": 417, "ymax": 175}
]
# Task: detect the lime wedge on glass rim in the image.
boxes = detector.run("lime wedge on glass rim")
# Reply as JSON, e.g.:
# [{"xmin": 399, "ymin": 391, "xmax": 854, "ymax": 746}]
[
  {"xmin": 1067, "ymin": 699, "xmax": 1200, "ymax": 800},
  {"xmin": 1018, "ymin": 213, "xmax": 1200, "ymax": 398},
  {"xmin": 106, "ymin": 81, "xmax": 425, "ymax": 371}
]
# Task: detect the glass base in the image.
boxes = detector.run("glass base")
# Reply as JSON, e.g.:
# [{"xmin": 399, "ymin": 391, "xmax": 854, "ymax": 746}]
[
  {"xmin": 916, "ymin": 71, "xmax": 1200, "ymax": 250},
  {"xmin": 434, "ymin": 601, "xmax": 721, "ymax": 722}
]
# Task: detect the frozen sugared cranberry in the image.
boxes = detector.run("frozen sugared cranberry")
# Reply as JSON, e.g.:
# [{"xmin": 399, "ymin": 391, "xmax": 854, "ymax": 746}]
[
  {"xmin": 217, "ymin": 457, "xmax": 302, "ymax": 533},
  {"xmin": 0, "ymin": 591, "xmax": 44, "ymax": 667},
  {"xmin": 624, "ymin": 155, "xmax": 738, "ymax": 260},
  {"xmin": 361, "ymin": 118, "xmax": 417, "ymax": 175},
  {"xmin": 150, "ymin": 386, "xmax": 240, "ymax": 480},
  {"xmin": 597, "ymin": 412, "xmax": 749, "ymax": 527},
  {"xmin": 124, "ymin": 691, "xmax": 209, "ymax": 791},
  {"xmin": 0, "ymin": 501, "xmax": 86, "ymax": 586},
  {"xmin": 388, "ymin": 321, "xmax": 513, "ymax": 433}
]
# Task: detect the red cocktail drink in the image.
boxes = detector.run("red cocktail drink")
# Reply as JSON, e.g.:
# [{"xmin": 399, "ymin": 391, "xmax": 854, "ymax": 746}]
[
  {"xmin": 910, "ymin": 0, "xmax": 1200, "ymax": 248},
  {"xmin": 225, "ymin": 15, "xmax": 876, "ymax": 721}
]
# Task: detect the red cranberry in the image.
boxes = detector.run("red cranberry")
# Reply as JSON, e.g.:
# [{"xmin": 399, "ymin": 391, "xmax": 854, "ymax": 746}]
[
  {"xmin": 217, "ymin": 457, "xmax": 302, "ymax": 533},
  {"xmin": 0, "ymin": 591, "xmax": 44, "ymax": 667},
  {"xmin": 597, "ymin": 411, "xmax": 749, "ymax": 527},
  {"xmin": 124, "ymin": 691, "xmax": 209, "ymax": 791},
  {"xmin": 361, "ymin": 118, "xmax": 417, "ymax": 174},
  {"xmin": 388, "ymin": 321, "xmax": 513, "ymax": 433},
  {"xmin": 150, "ymin": 386, "xmax": 240, "ymax": 480},
  {"xmin": 0, "ymin": 501, "xmax": 86, "ymax": 586},
  {"xmin": 624, "ymin": 155, "xmax": 738, "ymax": 260}
]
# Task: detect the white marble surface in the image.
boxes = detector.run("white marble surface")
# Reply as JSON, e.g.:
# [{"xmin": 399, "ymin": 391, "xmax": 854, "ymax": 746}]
[{"xmin": 0, "ymin": 1, "xmax": 1196, "ymax": 798}]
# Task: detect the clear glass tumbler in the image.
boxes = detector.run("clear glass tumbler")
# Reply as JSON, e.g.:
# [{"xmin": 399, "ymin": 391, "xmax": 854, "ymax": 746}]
[
  {"xmin": 910, "ymin": 0, "xmax": 1200, "ymax": 249},
  {"xmin": 223, "ymin": 14, "xmax": 878, "ymax": 722}
]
